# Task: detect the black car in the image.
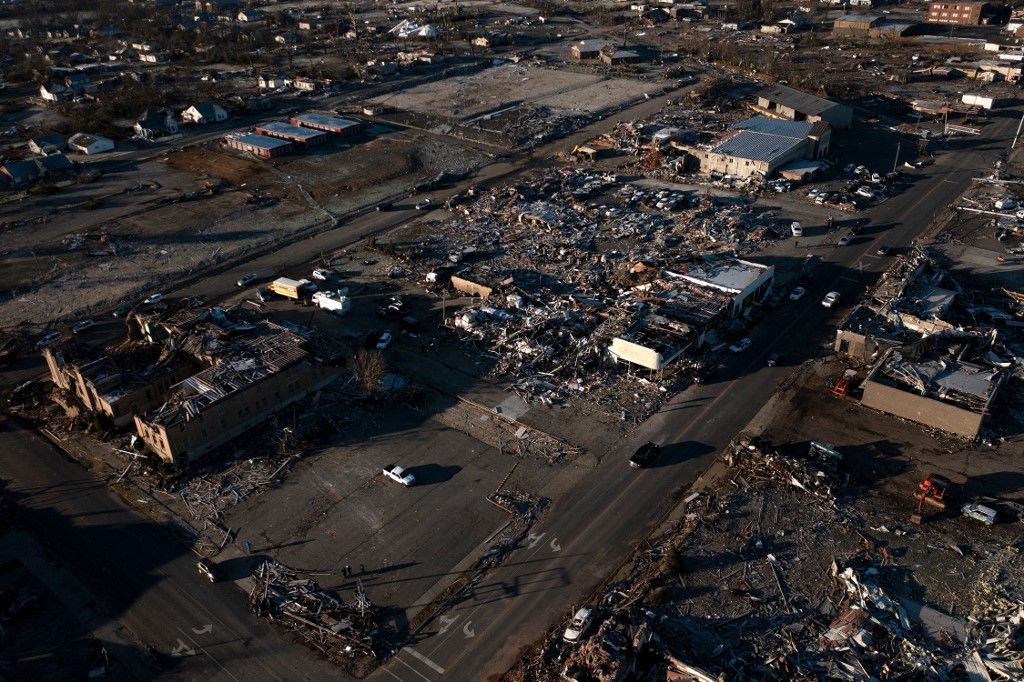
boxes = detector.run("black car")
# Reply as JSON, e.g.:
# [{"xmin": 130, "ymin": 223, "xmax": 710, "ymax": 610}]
[
  {"xmin": 376, "ymin": 201, "xmax": 393, "ymax": 212},
  {"xmin": 629, "ymin": 442, "xmax": 661, "ymax": 469}
]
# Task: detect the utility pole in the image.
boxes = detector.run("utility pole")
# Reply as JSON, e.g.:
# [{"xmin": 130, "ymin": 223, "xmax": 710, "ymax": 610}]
[
  {"xmin": 1011, "ymin": 111, "xmax": 1024, "ymax": 149},
  {"xmin": 892, "ymin": 141, "xmax": 901, "ymax": 173}
]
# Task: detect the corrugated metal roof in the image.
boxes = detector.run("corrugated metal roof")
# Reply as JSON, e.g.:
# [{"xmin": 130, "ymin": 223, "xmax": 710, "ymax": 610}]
[
  {"xmin": 712, "ymin": 129, "xmax": 805, "ymax": 163},
  {"xmin": 757, "ymin": 83, "xmax": 841, "ymax": 116},
  {"xmin": 291, "ymin": 113, "xmax": 361, "ymax": 129},
  {"xmin": 733, "ymin": 116, "xmax": 813, "ymax": 138},
  {"xmin": 229, "ymin": 133, "xmax": 291, "ymax": 150},
  {"xmin": 256, "ymin": 121, "xmax": 325, "ymax": 140}
]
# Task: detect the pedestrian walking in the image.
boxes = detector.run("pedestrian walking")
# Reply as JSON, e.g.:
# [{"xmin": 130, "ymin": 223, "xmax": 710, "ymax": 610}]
[{"xmin": 244, "ymin": 541, "xmax": 253, "ymax": 554}]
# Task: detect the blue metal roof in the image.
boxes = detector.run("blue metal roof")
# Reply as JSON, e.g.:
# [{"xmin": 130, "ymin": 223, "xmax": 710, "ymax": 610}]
[
  {"xmin": 230, "ymin": 133, "xmax": 291, "ymax": 150},
  {"xmin": 732, "ymin": 116, "xmax": 813, "ymax": 138},
  {"xmin": 712, "ymin": 130, "xmax": 805, "ymax": 163},
  {"xmin": 292, "ymin": 113, "xmax": 361, "ymax": 129},
  {"xmin": 257, "ymin": 121, "xmax": 325, "ymax": 140}
]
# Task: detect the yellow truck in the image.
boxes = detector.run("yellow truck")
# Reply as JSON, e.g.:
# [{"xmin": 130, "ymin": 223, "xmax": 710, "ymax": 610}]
[{"xmin": 268, "ymin": 277, "xmax": 317, "ymax": 300}]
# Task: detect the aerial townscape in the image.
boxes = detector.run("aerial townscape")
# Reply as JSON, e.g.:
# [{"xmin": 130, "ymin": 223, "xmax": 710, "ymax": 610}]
[{"xmin": 6, "ymin": 0, "xmax": 1024, "ymax": 680}]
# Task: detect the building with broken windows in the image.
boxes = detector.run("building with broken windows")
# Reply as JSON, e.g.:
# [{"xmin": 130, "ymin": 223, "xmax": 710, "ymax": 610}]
[
  {"xmin": 667, "ymin": 258, "xmax": 774, "ymax": 316},
  {"xmin": 752, "ymin": 84, "xmax": 853, "ymax": 129},
  {"xmin": 134, "ymin": 320, "xmax": 340, "ymax": 467},
  {"xmin": 43, "ymin": 339, "xmax": 197, "ymax": 428}
]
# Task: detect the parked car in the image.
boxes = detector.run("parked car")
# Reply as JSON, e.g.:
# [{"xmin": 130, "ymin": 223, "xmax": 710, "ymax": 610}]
[
  {"xmin": 112, "ymin": 302, "xmax": 133, "ymax": 318},
  {"xmin": 36, "ymin": 331, "xmax": 61, "ymax": 349},
  {"xmin": 821, "ymin": 291, "xmax": 840, "ymax": 308},
  {"xmin": 376, "ymin": 200, "xmax": 393, "ymax": 211},
  {"xmin": 72, "ymin": 319, "xmax": 95, "ymax": 334},
  {"xmin": 729, "ymin": 337, "xmax": 752, "ymax": 353},
  {"xmin": 790, "ymin": 221, "xmax": 803, "ymax": 237},
  {"xmin": 236, "ymin": 273, "xmax": 258, "ymax": 287},
  {"xmin": 563, "ymin": 607, "xmax": 594, "ymax": 643},
  {"xmin": 376, "ymin": 331, "xmax": 393, "ymax": 350},
  {"xmin": 876, "ymin": 245, "xmax": 891, "ymax": 256},
  {"xmin": 767, "ymin": 352, "xmax": 782, "ymax": 367},
  {"xmin": 790, "ymin": 286, "xmax": 806, "ymax": 301},
  {"xmin": 255, "ymin": 286, "xmax": 269, "ymax": 303},
  {"xmin": 197, "ymin": 558, "xmax": 223, "ymax": 583},
  {"xmin": 629, "ymin": 442, "xmax": 661, "ymax": 469},
  {"xmin": 311, "ymin": 268, "xmax": 330, "ymax": 281},
  {"xmin": 142, "ymin": 293, "xmax": 164, "ymax": 306},
  {"xmin": 995, "ymin": 197, "xmax": 1017, "ymax": 210},
  {"xmin": 855, "ymin": 186, "xmax": 875, "ymax": 199},
  {"xmin": 415, "ymin": 198, "xmax": 432, "ymax": 210},
  {"xmin": 383, "ymin": 464, "xmax": 416, "ymax": 487},
  {"xmin": 961, "ymin": 502, "xmax": 997, "ymax": 526},
  {"xmin": 838, "ymin": 234, "xmax": 854, "ymax": 246}
]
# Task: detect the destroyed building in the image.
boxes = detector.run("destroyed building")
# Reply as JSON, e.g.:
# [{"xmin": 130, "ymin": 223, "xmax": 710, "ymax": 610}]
[
  {"xmin": 835, "ymin": 251, "xmax": 961, "ymax": 362},
  {"xmin": 134, "ymin": 320, "xmax": 340, "ymax": 467},
  {"xmin": 860, "ymin": 343, "xmax": 1006, "ymax": 439},
  {"xmin": 43, "ymin": 339, "xmax": 197, "ymax": 428},
  {"xmin": 666, "ymin": 258, "xmax": 774, "ymax": 317}
]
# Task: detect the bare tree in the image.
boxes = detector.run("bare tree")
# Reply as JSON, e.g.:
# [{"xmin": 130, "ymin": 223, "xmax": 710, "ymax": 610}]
[{"xmin": 352, "ymin": 349, "xmax": 387, "ymax": 394}]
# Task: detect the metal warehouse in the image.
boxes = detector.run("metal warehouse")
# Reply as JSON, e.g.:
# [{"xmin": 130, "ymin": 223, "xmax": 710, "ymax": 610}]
[
  {"xmin": 255, "ymin": 121, "xmax": 330, "ymax": 145},
  {"xmin": 224, "ymin": 133, "xmax": 293, "ymax": 158},
  {"xmin": 288, "ymin": 113, "xmax": 365, "ymax": 136}
]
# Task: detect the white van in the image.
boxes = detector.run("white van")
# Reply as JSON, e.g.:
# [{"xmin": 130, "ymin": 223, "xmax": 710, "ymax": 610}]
[{"xmin": 790, "ymin": 222, "xmax": 803, "ymax": 237}]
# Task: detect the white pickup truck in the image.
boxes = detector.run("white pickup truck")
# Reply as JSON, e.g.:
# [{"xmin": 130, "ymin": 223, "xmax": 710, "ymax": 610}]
[{"xmin": 383, "ymin": 464, "xmax": 416, "ymax": 487}]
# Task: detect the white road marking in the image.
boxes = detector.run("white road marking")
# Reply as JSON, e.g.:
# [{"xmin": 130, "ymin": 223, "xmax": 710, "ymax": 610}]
[
  {"xmin": 549, "ymin": 538, "xmax": 562, "ymax": 552},
  {"xmin": 462, "ymin": 621, "xmax": 475, "ymax": 639},
  {"xmin": 436, "ymin": 614, "xmax": 459, "ymax": 636},
  {"xmin": 171, "ymin": 639, "xmax": 196, "ymax": 657},
  {"xmin": 192, "ymin": 624, "xmax": 213, "ymax": 635},
  {"xmin": 395, "ymin": 656, "xmax": 433, "ymax": 682},
  {"xmin": 405, "ymin": 647, "xmax": 446, "ymax": 675},
  {"xmin": 526, "ymin": 532, "xmax": 545, "ymax": 549},
  {"xmin": 175, "ymin": 627, "xmax": 241, "ymax": 681}
]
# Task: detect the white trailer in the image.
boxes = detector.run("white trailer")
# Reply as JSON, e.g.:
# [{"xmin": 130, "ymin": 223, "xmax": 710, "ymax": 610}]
[{"xmin": 312, "ymin": 291, "xmax": 351, "ymax": 315}]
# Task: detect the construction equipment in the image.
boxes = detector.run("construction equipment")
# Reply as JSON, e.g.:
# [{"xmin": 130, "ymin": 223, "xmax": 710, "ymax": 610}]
[
  {"xmin": 832, "ymin": 369, "xmax": 858, "ymax": 397},
  {"xmin": 910, "ymin": 473, "xmax": 952, "ymax": 524}
]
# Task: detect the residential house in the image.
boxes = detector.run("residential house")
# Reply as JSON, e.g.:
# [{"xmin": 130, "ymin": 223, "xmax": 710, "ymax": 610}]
[
  {"xmin": 64, "ymin": 72, "xmax": 94, "ymax": 93},
  {"xmin": 68, "ymin": 133, "xmax": 115, "ymax": 154},
  {"xmin": 181, "ymin": 101, "xmax": 228, "ymax": 124},
  {"xmin": 258, "ymin": 71, "xmax": 287, "ymax": 89},
  {"xmin": 237, "ymin": 9, "xmax": 261, "ymax": 21},
  {"xmin": 0, "ymin": 160, "xmax": 41, "ymax": 187},
  {"xmin": 36, "ymin": 153, "xmax": 74, "ymax": 177},
  {"xmin": 28, "ymin": 133, "xmax": 67, "ymax": 155},
  {"xmin": 134, "ymin": 109, "xmax": 179, "ymax": 139},
  {"xmin": 39, "ymin": 82, "xmax": 70, "ymax": 102}
]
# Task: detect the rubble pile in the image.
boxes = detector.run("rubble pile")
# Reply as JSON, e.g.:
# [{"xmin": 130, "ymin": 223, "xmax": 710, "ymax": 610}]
[
  {"xmin": 507, "ymin": 436, "xmax": 1024, "ymax": 681},
  {"xmin": 385, "ymin": 168, "xmax": 785, "ymax": 420},
  {"xmin": 177, "ymin": 455, "xmax": 296, "ymax": 530},
  {"xmin": 248, "ymin": 560, "xmax": 383, "ymax": 665}
]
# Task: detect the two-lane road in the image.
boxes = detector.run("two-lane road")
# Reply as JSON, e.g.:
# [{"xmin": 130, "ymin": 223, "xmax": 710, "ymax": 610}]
[{"xmin": 378, "ymin": 111, "xmax": 1024, "ymax": 682}]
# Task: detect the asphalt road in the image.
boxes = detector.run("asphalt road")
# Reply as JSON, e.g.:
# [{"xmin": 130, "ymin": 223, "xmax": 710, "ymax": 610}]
[
  {"xmin": 0, "ymin": 421, "xmax": 338, "ymax": 681},
  {"xmin": 376, "ymin": 111, "xmax": 1024, "ymax": 682},
  {"xmin": 1, "ymin": 101, "xmax": 1016, "ymax": 680}
]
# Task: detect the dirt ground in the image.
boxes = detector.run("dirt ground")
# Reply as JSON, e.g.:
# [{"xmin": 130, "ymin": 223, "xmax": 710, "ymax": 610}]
[{"xmin": 372, "ymin": 63, "xmax": 662, "ymax": 122}]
